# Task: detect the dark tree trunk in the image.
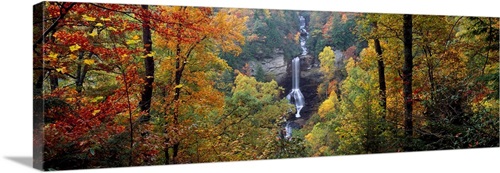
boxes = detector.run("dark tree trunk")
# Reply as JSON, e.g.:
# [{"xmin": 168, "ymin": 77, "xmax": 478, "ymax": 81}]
[
  {"xmin": 33, "ymin": 3, "xmax": 46, "ymax": 170},
  {"xmin": 168, "ymin": 7, "xmax": 200, "ymax": 164},
  {"xmin": 403, "ymin": 14, "xmax": 414, "ymax": 150},
  {"xmin": 171, "ymin": 42, "xmax": 184, "ymax": 164},
  {"xmin": 75, "ymin": 52, "xmax": 89, "ymax": 93},
  {"xmin": 172, "ymin": 143, "xmax": 180, "ymax": 164},
  {"xmin": 49, "ymin": 73, "xmax": 58, "ymax": 91},
  {"xmin": 481, "ymin": 18, "xmax": 494, "ymax": 75},
  {"xmin": 138, "ymin": 5, "xmax": 155, "ymax": 123},
  {"xmin": 34, "ymin": 72, "xmax": 44, "ymax": 96},
  {"xmin": 374, "ymin": 38, "xmax": 387, "ymax": 114},
  {"xmin": 169, "ymin": 9, "xmax": 187, "ymax": 162},
  {"xmin": 164, "ymin": 144, "xmax": 170, "ymax": 165},
  {"xmin": 120, "ymin": 69, "xmax": 134, "ymax": 166}
]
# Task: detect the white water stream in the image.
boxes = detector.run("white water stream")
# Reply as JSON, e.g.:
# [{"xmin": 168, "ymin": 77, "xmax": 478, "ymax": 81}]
[{"xmin": 283, "ymin": 15, "xmax": 308, "ymax": 140}]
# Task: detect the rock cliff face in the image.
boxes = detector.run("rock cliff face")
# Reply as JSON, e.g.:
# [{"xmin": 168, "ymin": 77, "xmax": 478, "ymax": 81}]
[{"xmin": 249, "ymin": 49, "xmax": 288, "ymax": 83}]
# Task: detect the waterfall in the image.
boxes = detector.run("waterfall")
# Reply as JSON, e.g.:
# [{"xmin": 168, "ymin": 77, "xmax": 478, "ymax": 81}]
[
  {"xmin": 286, "ymin": 15, "xmax": 308, "ymax": 118},
  {"xmin": 286, "ymin": 57, "xmax": 305, "ymax": 118},
  {"xmin": 299, "ymin": 16, "xmax": 308, "ymax": 55},
  {"xmin": 283, "ymin": 15, "xmax": 308, "ymax": 140},
  {"xmin": 285, "ymin": 122, "xmax": 292, "ymax": 139}
]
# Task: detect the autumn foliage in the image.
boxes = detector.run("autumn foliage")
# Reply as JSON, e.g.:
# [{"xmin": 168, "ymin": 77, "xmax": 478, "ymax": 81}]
[
  {"xmin": 33, "ymin": 2, "xmax": 498, "ymax": 171},
  {"xmin": 303, "ymin": 12, "xmax": 499, "ymax": 154}
]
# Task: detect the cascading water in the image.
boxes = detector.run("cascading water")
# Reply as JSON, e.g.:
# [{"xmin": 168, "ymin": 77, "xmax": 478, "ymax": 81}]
[
  {"xmin": 299, "ymin": 15, "xmax": 308, "ymax": 56},
  {"xmin": 284, "ymin": 121, "xmax": 292, "ymax": 139},
  {"xmin": 283, "ymin": 15, "xmax": 308, "ymax": 140},
  {"xmin": 286, "ymin": 57, "xmax": 305, "ymax": 118},
  {"xmin": 286, "ymin": 15, "xmax": 308, "ymax": 118}
]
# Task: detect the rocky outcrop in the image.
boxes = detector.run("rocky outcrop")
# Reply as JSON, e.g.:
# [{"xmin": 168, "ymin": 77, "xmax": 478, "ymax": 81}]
[
  {"xmin": 249, "ymin": 49, "xmax": 288, "ymax": 83},
  {"xmin": 334, "ymin": 49, "xmax": 345, "ymax": 68}
]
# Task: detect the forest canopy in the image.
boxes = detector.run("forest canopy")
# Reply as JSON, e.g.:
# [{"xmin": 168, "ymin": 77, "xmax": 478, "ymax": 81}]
[{"xmin": 33, "ymin": 2, "xmax": 499, "ymax": 171}]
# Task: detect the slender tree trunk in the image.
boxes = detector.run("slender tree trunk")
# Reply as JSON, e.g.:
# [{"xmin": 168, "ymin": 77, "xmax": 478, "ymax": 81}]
[
  {"xmin": 172, "ymin": 143, "xmax": 180, "ymax": 164},
  {"xmin": 427, "ymin": 62, "xmax": 435, "ymax": 96},
  {"xmin": 370, "ymin": 21, "xmax": 387, "ymax": 120},
  {"xmin": 75, "ymin": 52, "xmax": 89, "ymax": 93},
  {"xmin": 424, "ymin": 46, "xmax": 437, "ymax": 121},
  {"xmin": 402, "ymin": 14, "xmax": 414, "ymax": 150},
  {"xmin": 49, "ymin": 73, "xmax": 58, "ymax": 91},
  {"xmin": 164, "ymin": 144, "xmax": 170, "ymax": 165},
  {"xmin": 481, "ymin": 18, "xmax": 493, "ymax": 75},
  {"xmin": 169, "ymin": 13, "xmax": 187, "ymax": 162},
  {"xmin": 139, "ymin": 5, "xmax": 155, "ymax": 123},
  {"xmin": 365, "ymin": 98, "xmax": 376, "ymax": 153},
  {"xmin": 168, "ymin": 7, "xmax": 197, "ymax": 163},
  {"xmin": 34, "ymin": 73, "xmax": 44, "ymax": 97},
  {"xmin": 121, "ymin": 69, "xmax": 134, "ymax": 166},
  {"xmin": 374, "ymin": 38, "xmax": 387, "ymax": 114},
  {"xmin": 172, "ymin": 42, "xmax": 184, "ymax": 164}
]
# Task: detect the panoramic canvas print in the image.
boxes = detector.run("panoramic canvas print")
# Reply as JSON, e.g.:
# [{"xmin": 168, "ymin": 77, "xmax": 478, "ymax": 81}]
[{"xmin": 33, "ymin": 1, "xmax": 499, "ymax": 171}]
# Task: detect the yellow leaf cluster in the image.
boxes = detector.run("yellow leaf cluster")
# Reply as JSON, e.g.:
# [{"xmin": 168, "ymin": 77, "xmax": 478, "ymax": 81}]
[
  {"xmin": 142, "ymin": 51, "xmax": 155, "ymax": 58},
  {"xmin": 56, "ymin": 67, "xmax": 68, "ymax": 74},
  {"xmin": 45, "ymin": 52, "xmax": 58, "ymax": 61},
  {"xmin": 120, "ymin": 54, "xmax": 129, "ymax": 61},
  {"xmin": 92, "ymin": 110, "xmax": 101, "ymax": 116},
  {"xmin": 126, "ymin": 39, "xmax": 140, "ymax": 45},
  {"xmin": 294, "ymin": 32, "xmax": 300, "ymax": 44},
  {"xmin": 100, "ymin": 17, "xmax": 111, "ymax": 21},
  {"xmin": 107, "ymin": 27, "xmax": 117, "ymax": 32},
  {"xmin": 69, "ymin": 44, "xmax": 81, "ymax": 52},
  {"xmin": 83, "ymin": 59, "xmax": 95, "ymax": 65},
  {"xmin": 88, "ymin": 29, "xmax": 98, "ymax": 37},
  {"xmin": 174, "ymin": 84, "xmax": 184, "ymax": 89},
  {"xmin": 90, "ymin": 96, "xmax": 104, "ymax": 103},
  {"xmin": 318, "ymin": 92, "xmax": 337, "ymax": 119},
  {"xmin": 318, "ymin": 46, "xmax": 336, "ymax": 76},
  {"xmin": 82, "ymin": 14, "xmax": 96, "ymax": 22}
]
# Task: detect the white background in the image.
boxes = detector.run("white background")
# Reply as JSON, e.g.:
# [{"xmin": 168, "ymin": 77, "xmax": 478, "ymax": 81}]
[{"xmin": 0, "ymin": 0, "xmax": 498, "ymax": 172}]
